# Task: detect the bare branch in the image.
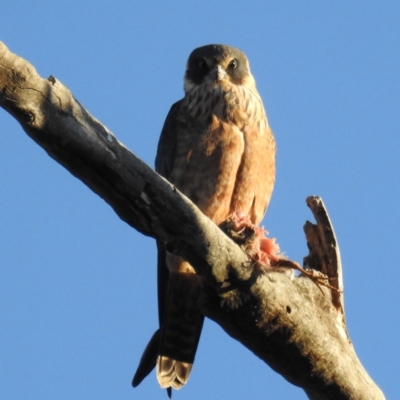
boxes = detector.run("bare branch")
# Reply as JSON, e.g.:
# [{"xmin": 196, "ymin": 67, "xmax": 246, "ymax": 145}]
[{"xmin": 0, "ymin": 42, "xmax": 385, "ymax": 399}]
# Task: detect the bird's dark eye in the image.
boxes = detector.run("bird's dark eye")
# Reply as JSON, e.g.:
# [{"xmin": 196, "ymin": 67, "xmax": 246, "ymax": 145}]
[
  {"xmin": 229, "ymin": 59, "xmax": 238, "ymax": 69},
  {"xmin": 198, "ymin": 58, "xmax": 208, "ymax": 71}
]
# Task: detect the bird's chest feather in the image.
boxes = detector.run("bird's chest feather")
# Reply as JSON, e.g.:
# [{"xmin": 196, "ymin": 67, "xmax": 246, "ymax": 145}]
[
  {"xmin": 168, "ymin": 81, "xmax": 273, "ymax": 225},
  {"xmin": 175, "ymin": 82, "xmax": 263, "ymax": 160},
  {"xmin": 180, "ymin": 82, "xmax": 257, "ymax": 127}
]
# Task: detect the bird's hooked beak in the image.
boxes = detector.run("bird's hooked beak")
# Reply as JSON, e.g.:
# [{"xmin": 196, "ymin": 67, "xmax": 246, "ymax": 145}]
[{"xmin": 212, "ymin": 65, "xmax": 226, "ymax": 82}]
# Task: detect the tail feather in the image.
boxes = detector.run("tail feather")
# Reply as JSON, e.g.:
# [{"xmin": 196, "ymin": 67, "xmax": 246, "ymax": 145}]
[
  {"xmin": 157, "ymin": 356, "xmax": 192, "ymax": 389},
  {"xmin": 132, "ymin": 272, "xmax": 204, "ymax": 394},
  {"xmin": 156, "ymin": 272, "xmax": 204, "ymax": 389},
  {"xmin": 132, "ymin": 329, "xmax": 160, "ymax": 387}
]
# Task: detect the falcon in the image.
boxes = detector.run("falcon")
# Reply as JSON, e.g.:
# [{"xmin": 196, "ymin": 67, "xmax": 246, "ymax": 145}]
[{"xmin": 133, "ymin": 44, "xmax": 276, "ymax": 395}]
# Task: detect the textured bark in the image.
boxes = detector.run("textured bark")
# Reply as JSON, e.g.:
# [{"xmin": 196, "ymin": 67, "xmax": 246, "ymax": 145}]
[{"xmin": 0, "ymin": 42, "xmax": 385, "ymax": 399}]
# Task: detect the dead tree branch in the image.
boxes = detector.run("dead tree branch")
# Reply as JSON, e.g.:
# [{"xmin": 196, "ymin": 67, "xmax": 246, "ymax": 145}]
[{"xmin": 0, "ymin": 42, "xmax": 385, "ymax": 399}]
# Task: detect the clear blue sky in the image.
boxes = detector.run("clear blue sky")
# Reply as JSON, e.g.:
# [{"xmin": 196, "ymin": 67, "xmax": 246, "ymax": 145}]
[{"xmin": 1, "ymin": 2, "xmax": 398, "ymax": 399}]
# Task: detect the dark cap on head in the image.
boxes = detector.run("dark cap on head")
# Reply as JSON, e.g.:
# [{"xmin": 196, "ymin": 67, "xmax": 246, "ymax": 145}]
[{"xmin": 185, "ymin": 44, "xmax": 251, "ymax": 86}]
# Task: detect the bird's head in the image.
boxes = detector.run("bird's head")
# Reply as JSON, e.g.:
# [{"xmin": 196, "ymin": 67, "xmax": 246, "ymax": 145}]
[{"xmin": 184, "ymin": 44, "xmax": 256, "ymax": 94}]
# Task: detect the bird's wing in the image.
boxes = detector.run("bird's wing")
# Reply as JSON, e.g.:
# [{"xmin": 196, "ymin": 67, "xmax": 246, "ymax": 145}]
[
  {"xmin": 155, "ymin": 99, "xmax": 205, "ymax": 390},
  {"xmin": 155, "ymin": 99, "xmax": 183, "ymax": 179},
  {"xmin": 132, "ymin": 100, "xmax": 182, "ymax": 389}
]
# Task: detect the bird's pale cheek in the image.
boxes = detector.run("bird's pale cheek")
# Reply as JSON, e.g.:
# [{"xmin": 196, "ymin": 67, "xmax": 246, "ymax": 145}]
[{"xmin": 241, "ymin": 75, "xmax": 256, "ymax": 88}]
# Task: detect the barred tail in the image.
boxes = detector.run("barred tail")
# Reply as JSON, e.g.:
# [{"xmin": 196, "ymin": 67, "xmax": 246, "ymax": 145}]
[{"xmin": 157, "ymin": 272, "xmax": 204, "ymax": 390}]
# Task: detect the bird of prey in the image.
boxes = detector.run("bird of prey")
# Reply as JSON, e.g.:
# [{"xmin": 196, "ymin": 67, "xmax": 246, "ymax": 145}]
[{"xmin": 133, "ymin": 44, "xmax": 276, "ymax": 395}]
